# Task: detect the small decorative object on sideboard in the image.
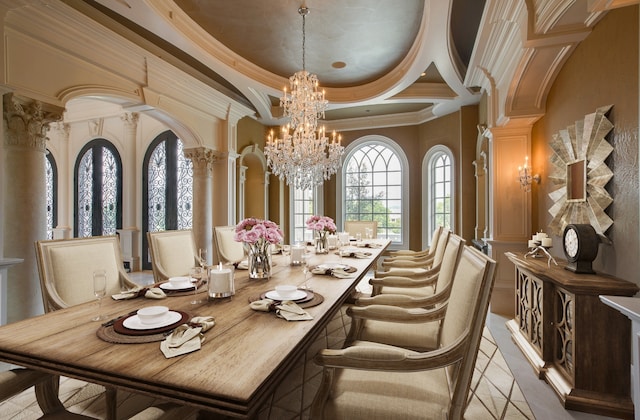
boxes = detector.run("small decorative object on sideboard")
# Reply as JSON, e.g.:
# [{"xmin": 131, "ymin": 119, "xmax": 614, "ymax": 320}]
[
  {"xmin": 562, "ymin": 223, "xmax": 599, "ymax": 274},
  {"xmin": 525, "ymin": 231, "xmax": 557, "ymax": 268}
]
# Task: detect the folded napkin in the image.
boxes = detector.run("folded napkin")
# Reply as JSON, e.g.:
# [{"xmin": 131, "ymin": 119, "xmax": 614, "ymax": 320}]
[
  {"xmin": 357, "ymin": 242, "xmax": 383, "ymax": 248},
  {"xmin": 249, "ymin": 299, "xmax": 312, "ymax": 321},
  {"xmin": 311, "ymin": 267, "xmax": 354, "ymax": 278},
  {"xmin": 275, "ymin": 301, "xmax": 313, "ymax": 321},
  {"xmin": 236, "ymin": 260, "xmax": 249, "ymax": 270},
  {"xmin": 160, "ymin": 316, "xmax": 215, "ymax": 358},
  {"xmin": 111, "ymin": 287, "xmax": 166, "ymax": 301},
  {"xmin": 339, "ymin": 250, "xmax": 371, "ymax": 258}
]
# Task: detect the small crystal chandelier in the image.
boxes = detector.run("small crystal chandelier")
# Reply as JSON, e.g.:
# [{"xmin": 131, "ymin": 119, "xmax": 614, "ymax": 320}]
[{"xmin": 265, "ymin": 4, "xmax": 344, "ymax": 190}]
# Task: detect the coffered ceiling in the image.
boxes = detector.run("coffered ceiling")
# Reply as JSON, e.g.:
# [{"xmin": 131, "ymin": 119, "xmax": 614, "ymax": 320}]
[{"xmin": 78, "ymin": 0, "xmax": 486, "ymax": 128}]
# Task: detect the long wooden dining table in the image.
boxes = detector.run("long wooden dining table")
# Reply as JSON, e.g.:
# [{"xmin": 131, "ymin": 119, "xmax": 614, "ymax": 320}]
[{"xmin": 0, "ymin": 240, "xmax": 388, "ymax": 418}]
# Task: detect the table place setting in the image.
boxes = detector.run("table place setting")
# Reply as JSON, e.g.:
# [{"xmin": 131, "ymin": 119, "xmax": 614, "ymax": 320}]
[
  {"xmin": 249, "ymin": 285, "xmax": 319, "ymax": 321},
  {"xmin": 111, "ymin": 286, "xmax": 166, "ymax": 301},
  {"xmin": 160, "ymin": 315, "xmax": 216, "ymax": 358},
  {"xmin": 310, "ymin": 263, "xmax": 357, "ymax": 278},
  {"xmin": 336, "ymin": 248, "xmax": 372, "ymax": 259}
]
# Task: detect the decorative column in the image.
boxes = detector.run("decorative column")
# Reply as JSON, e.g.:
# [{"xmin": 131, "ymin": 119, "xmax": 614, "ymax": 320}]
[
  {"xmin": 184, "ymin": 147, "xmax": 217, "ymax": 266},
  {"xmin": 485, "ymin": 121, "xmax": 533, "ymax": 317},
  {"xmin": 117, "ymin": 112, "xmax": 140, "ymax": 271},
  {"xmin": 3, "ymin": 95, "xmax": 62, "ymax": 322},
  {"xmin": 48, "ymin": 121, "xmax": 71, "ymax": 239}
]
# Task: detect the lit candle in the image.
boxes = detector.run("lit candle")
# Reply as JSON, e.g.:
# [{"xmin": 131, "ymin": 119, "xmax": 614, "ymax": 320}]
[
  {"xmin": 290, "ymin": 245, "xmax": 305, "ymax": 265},
  {"xmin": 208, "ymin": 263, "xmax": 233, "ymax": 298},
  {"xmin": 327, "ymin": 234, "xmax": 337, "ymax": 249}
]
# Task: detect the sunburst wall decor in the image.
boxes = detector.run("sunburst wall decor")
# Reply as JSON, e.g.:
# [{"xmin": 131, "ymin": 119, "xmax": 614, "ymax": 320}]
[{"xmin": 547, "ymin": 105, "xmax": 614, "ymax": 241}]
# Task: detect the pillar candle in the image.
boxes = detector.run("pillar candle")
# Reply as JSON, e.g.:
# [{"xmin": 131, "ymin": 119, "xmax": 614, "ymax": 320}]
[
  {"xmin": 208, "ymin": 264, "xmax": 233, "ymax": 298},
  {"xmin": 528, "ymin": 240, "xmax": 536, "ymax": 248},
  {"xmin": 291, "ymin": 245, "xmax": 304, "ymax": 265},
  {"xmin": 327, "ymin": 234, "xmax": 337, "ymax": 249},
  {"xmin": 541, "ymin": 237, "xmax": 552, "ymax": 247}
]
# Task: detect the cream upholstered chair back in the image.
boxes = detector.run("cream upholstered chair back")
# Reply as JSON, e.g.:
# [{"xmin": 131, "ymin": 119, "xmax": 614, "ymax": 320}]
[
  {"xmin": 427, "ymin": 225, "xmax": 443, "ymax": 254},
  {"xmin": 433, "ymin": 233, "xmax": 465, "ymax": 295},
  {"xmin": 35, "ymin": 236, "xmax": 137, "ymax": 313},
  {"xmin": 213, "ymin": 226, "xmax": 245, "ymax": 265},
  {"xmin": 147, "ymin": 229, "xmax": 200, "ymax": 283},
  {"xmin": 344, "ymin": 220, "xmax": 378, "ymax": 239},
  {"xmin": 440, "ymin": 246, "xmax": 496, "ymax": 416},
  {"xmin": 430, "ymin": 226, "xmax": 450, "ymax": 268}
]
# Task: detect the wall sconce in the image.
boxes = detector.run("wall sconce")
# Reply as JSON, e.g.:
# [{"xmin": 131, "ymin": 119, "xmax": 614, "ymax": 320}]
[{"xmin": 518, "ymin": 156, "xmax": 540, "ymax": 192}]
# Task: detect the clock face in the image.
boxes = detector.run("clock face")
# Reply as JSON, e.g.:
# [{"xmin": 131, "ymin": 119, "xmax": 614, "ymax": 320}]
[{"xmin": 564, "ymin": 228, "xmax": 579, "ymax": 258}]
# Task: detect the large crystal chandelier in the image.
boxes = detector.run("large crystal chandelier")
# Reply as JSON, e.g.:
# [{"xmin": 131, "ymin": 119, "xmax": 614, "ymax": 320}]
[{"xmin": 265, "ymin": 5, "xmax": 344, "ymax": 191}]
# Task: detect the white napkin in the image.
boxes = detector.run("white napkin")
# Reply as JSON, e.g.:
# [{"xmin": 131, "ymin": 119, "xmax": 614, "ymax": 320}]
[
  {"xmin": 160, "ymin": 316, "xmax": 215, "ymax": 358},
  {"xmin": 311, "ymin": 267, "xmax": 354, "ymax": 278},
  {"xmin": 275, "ymin": 301, "xmax": 313, "ymax": 321},
  {"xmin": 339, "ymin": 250, "xmax": 371, "ymax": 258},
  {"xmin": 111, "ymin": 287, "xmax": 166, "ymax": 300},
  {"xmin": 250, "ymin": 299, "xmax": 275, "ymax": 312}
]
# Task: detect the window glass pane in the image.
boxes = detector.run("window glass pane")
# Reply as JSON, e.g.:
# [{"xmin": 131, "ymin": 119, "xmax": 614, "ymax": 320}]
[
  {"xmin": 429, "ymin": 150, "xmax": 452, "ymax": 233},
  {"xmin": 148, "ymin": 141, "xmax": 167, "ymax": 232},
  {"xmin": 102, "ymin": 148, "xmax": 118, "ymax": 235},
  {"xmin": 344, "ymin": 142, "xmax": 403, "ymax": 243},
  {"xmin": 45, "ymin": 153, "xmax": 56, "ymax": 239},
  {"xmin": 176, "ymin": 140, "xmax": 193, "ymax": 229},
  {"xmin": 78, "ymin": 149, "xmax": 93, "ymax": 238}
]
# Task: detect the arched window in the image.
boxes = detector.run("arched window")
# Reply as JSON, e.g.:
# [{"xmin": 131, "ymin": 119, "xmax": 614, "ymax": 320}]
[
  {"xmin": 289, "ymin": 184, "xmax": 323, "ymax": 244},
  {"xmin": 45, "ymin": 150, "xmax": 57, "ymax": 239},
  {"xmin": 142, "ymin": 130, "xmax": 193, "ymax": 269},
  {"xmin": 339, "ymin": 136, "xmax": 409, "ymax": 248},
  {"xmin": 74, "ymin": 139, "xmax": 122, "ymax": 237},
  {"xmin": 423, "ymin": 145, "xmax": 454, "ymax": 245}
]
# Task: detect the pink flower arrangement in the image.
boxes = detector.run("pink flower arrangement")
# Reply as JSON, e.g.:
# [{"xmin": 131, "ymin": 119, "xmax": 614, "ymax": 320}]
[
  {"xmin": 234, "ymin": 218, "xmax": 283, "ymax": 245},
  {"xmin": 306, "ymin": 215, "xmax": 337, "ymax": 233}
]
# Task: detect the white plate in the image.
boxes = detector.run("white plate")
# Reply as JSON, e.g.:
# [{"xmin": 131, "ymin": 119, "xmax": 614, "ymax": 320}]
[
  {"xmin": 122, "ymin": 311, "xmax": 182, "ymax": 330},
  {"xmin": 317, "ymin": 263, "xmax": 349, "ymax": 270},
  {"xmin": 265, "ymin": 290, "xmax": 307, "ymax": 301},
  {"xmin": 159, "ymin": 281, "xmax": 195, "ymax": 291}
]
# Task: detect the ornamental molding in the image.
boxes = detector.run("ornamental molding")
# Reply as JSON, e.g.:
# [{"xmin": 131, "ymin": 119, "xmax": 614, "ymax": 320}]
[{"xmin": 3, "ymin": 95, "xmax": 62, "ymax": 152}]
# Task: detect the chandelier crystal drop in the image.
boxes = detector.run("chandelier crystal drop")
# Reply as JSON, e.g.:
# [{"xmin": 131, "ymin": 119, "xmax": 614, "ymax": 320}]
[{"xmin": 264, "ymin": 5, "xmax": 344, "ymax": 191}]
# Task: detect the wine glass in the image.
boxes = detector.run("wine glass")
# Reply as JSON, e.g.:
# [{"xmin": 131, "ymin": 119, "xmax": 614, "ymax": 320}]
[
  {"xmin": 301, "ymin": 250, "xmax": 312, "ymax": 290},
  {"xmin": 199, "ymin": 248, "xmax": 208, "ymax": 269},
  {"xmin": 189, "ymin": 266, "xmax": 205, "ymax": 304},
  {"xmin": 92, "ymin": 269, "xmax": 107, "ymax": 321}
]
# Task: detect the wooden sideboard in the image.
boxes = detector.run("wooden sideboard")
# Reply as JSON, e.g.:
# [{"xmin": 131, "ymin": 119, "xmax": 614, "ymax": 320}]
[{"xmin": 505, "ymin": 252, "xmax": 639, "ymax": 419}]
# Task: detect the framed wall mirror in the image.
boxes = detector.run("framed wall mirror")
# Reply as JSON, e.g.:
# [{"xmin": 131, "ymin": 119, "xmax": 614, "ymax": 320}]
[{"xmin": 547, "ymin": 105, "xmax": 614, "ymax": 241}]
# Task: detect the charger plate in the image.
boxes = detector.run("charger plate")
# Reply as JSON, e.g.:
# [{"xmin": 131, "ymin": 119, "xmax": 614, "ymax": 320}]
[{"xmin": 96, "ymin": 310, "xmax": 192, "ymax": 344}]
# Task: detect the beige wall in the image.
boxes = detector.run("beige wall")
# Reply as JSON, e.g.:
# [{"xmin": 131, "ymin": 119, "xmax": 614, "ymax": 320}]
[{"xmin": 532, "ymin": 6, "xmax": 639, "ymax": 283}]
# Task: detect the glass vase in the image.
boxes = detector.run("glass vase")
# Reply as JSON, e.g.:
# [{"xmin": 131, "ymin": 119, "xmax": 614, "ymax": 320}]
[
  {"xmin": 315, "ymin": 231, "xmax": 329, "ymax": 254},
  {"xmin": 248, "ymin": 242, "xmax": 272, "ymax": 279}
]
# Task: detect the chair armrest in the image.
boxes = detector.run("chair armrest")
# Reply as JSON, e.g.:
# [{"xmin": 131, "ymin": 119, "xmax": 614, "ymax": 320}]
[
  {"xmin": 381, "ymin": 258, "xmax": 433, "ymax": 270},
  {"xmin": 314, "ymin": 333, "xmax": 469, "ymax": 371},
  {"xmin": 347, "ymin": 304, "xmax": 447, "ymax": 324},
  {"xmin": 374, "ymin": 263, "xmax": 439, "ymax": 279},
  {"xmin": 369, "ymin": 274, "xmax": 438, "ymax": 288},
  {"xmin": 355, "ymin": 292, "xmax": 446, "ymax": 308}
]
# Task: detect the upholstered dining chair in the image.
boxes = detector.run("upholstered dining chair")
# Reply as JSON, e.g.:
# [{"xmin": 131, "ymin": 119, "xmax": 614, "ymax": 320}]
[
  {"xmin": 147, "ymin": 229, "xmax": 202, "ymax": 284},
  {"xmin": 0, "ymin": 368, "xmax": 94, "ymax": 419},
  {"xmin": 35, "ymin": 235, "xmax": 139, "ymax": 312},
  {"xmin": 378, "ymin": 227, "xmax": 449, "ymax": 274},
  {"xmin": 385, "ymin": 225, "xmax": 442, "ymax": 260},
  {"xmin": 373, "ymin": 228, "xmax": 450, "ymax": 282},
  {"xmin": 310, "ymin": 246, "xmax": 497, "ymax": 419},
  {"xmin": 362, "ymin": 233, "xmax": 465, "ymax": 306},
  {"xmin": 344, "ymin": 220, "xmax": 378, "ymax": 239},
  {"xmin": 34, "ymin": 236, "xmax": 197, "ymax": 420},
  {"xmin": 213, "ymin": 225, "xmax": 245, "ymax": 265}
]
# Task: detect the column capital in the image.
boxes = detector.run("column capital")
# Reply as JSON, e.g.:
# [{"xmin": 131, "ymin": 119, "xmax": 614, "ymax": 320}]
[
  {"xmin": 184, "ymin": 147, "xmax": 222, "ymax": 175},
  {"xmin": 3, "ymin": 95, "xmax": 63, "ymax": 152}
]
